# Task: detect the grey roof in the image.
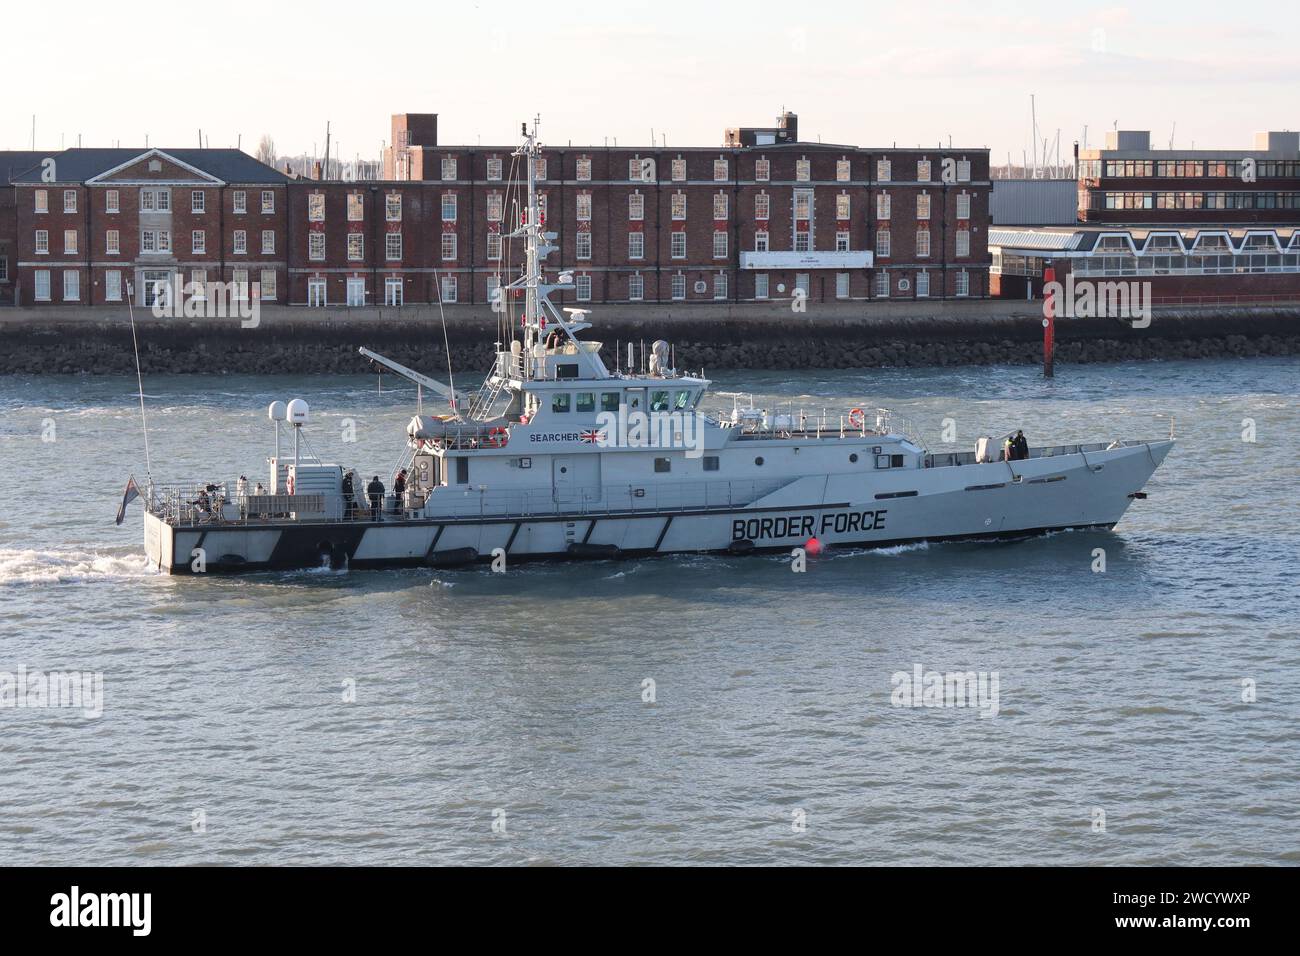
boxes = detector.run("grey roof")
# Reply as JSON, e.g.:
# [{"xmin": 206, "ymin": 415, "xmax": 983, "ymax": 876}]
[
  {"xmin": 0, "ymin": 151, "xmax": 47, "ymax": 183},
  {"xmin": 988, "ymin": 228, "xmax": 1083, "ymax": 251},
  {"xmin": 9, "ymin": 148, "xmax": 290, "ymax": 184}
]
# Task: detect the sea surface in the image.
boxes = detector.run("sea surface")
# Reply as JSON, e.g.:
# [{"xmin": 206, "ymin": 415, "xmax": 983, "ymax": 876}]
[{"xmin": 0, "ymin": 358, "xmax": 1296, "ymax": 865}]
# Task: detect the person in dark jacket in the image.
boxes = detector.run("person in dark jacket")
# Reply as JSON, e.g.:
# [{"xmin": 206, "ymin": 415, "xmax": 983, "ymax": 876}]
[
  {"xmin": 342, "ymin": 471, "xmax": 356, "ymax": 518},
  {"xmin": 1013, "ymin": 430, "xmax": 1029, "ymax": 461},
  {"xmin": 392, "ymin": 469, "xmax": 407, "ymax": 510},
  {"xmin": 366, "ymin": 475, "xmax": 384, "ymax": 517}
]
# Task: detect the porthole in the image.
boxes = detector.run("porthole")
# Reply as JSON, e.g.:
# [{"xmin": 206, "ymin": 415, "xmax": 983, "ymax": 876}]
[
  {"xmin": 755, "ymin": 456, "xmax": 765, "ymax": 466},
  {"xmin": 849, "ymin": 453, "xmax": 859, "ymax": 463}
]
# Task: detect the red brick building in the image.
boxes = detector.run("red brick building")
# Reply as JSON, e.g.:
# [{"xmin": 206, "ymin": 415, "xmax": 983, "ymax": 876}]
[{"xmin": 7, "ymin": 148, "xmax": 289, "ymax": 306}]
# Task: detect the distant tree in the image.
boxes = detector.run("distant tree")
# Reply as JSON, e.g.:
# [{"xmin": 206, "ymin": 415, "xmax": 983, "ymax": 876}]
[{"xmin": 256, "ymin": 134, "xmax": 276, "ymax": 165}]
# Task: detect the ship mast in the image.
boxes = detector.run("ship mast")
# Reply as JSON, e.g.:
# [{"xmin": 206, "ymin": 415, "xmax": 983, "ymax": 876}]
[{"xmin": 515, "ymin": 117, "xmax": 543, "ymax": 379}]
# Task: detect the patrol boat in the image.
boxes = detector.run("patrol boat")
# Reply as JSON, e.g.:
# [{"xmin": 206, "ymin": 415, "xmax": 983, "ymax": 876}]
[{"xmin": 141, "ymin": 123, "xmax": 1173, "ymax": 574}]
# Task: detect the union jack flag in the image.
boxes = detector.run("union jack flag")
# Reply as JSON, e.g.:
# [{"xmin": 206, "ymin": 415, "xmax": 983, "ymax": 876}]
[{"xmin": 580, "ymin": 429, "xmax": 605, "ymax": 444}]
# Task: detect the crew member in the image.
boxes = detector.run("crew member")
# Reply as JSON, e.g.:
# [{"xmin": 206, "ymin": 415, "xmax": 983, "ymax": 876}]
[
  {"xmin": 1013, "ymin": 430, "xmax": 1029, "ymax": 461},
  {"xmin": 366, "ymin": 475, "xmax": 384, "ymax": 517},
  {"xmin": 393, "ymin": 469, "xmax": 407, "ymax": 506},
  {"xmin": 1003, "ymin": 435, "xmax": 1015, "ymax": 462},
  {"xmin": 342, "ymin": 471, "xmax": 356, "ymax": 519}
]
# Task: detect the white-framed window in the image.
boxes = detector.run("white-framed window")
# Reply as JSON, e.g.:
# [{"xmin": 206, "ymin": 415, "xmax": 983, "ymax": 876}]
[
  {"xmin": 441, "ymin": 156, "xmax": 457, "ymax": 181},
  {"xmin": 714, "ymin": 159, "xmax": 729, "ymax": 181},
  {"xmin": 234, "ymin": 230, "xmax": 247, "ymax": 255},
  {"xmin": 713, "ymin": 193, "xmax": 728, "ymax": 219},
  {"xmin": 628, "ymin": 232, "xmax": 644, "ymax": 259},
  {"xmin": 192, "ymin": 230, "xmax": 205, "ymax": 255},
  {"xmin": 63, "ymin": 230, "xmax": 77, "ymax": 254},
  {"xmin": 307, "ymin": 193, "xmax": 325, "ymax": 222},
  {"xmin": 916, "ymin": 228, "xmax": 930, "ymax": 257},
  {"xmin": 956, "ymin": 229, "xmax": 971, "ymax": 257},
  {"xmin": 796, "ymin": 159, "xmax": 810, "ymax": 182},
  {"xmin": 307, "ymin": 277, "xmax": 327, "ymax": 307},
  {"xmin": 260, "ymin": 269, "xmax": 277, "ymax": 300},
  {"xmin": 671, "ymin": 272, "xmax": 686, "ymax": 300},
  {"xmin": 139, "ymin": 230, "xmax": 155, "ymax": 253},
  {"xmin": 232, "ymin": 190, "xmax": 246, "ymax": 214},
  {"xmin": 836, "ymin": 272, "xmax": 850, "ymax": 299},
  {"xmin": 837, "ymin": 159, "xmax": 851, "ymax": 182},
  {"xmin": 347, "ymin": 193, "xmax": 364, "ymax": 221},
  {"xmin": 874, "ymin": 270, "xmax": 890, "ymax": 297},
  {"xmin": 35, "ymin": 229, "xmax": 49, "ymax": 254},
  {"xmin": 485, "ymin": 275, "xmax": 500, "ymax": 307},
  {"xmin": 385, "ymin": 277, "xmax": 403, "ymax": 307},
  {"xmin": 63, "ymin": 270, "xmax": 79, "ymax": 301},
  {"xmin": 794, "ymin": 272, "xmax": 809, "ymax": 296},
  {"xmin": 917, "ymin": 159, "xmax": 932, "ymax": 182},
  {"xmin": 191, "ymin": 269, "xmax": 207, "ymax": 298},
  {"xmin": 442, "ymin": 193, "xmax": 457, "ymax": 221},
  {"xmin": 956, "ymin": 269, "xmax": 970, "ymax": 296},
  {"xmin": 106, "ymin": 229, "xmax": 119, "ymax": 255},
  {"xmin": 713, "ymin": 231, "xmax": 727, "ymax": 258},
  {"xmin": 957, "ymin": 159, "xmax": 972, "ymax": 182},
  {"xmin": 754, "ymin": 230, "xmax": 769, "ymax": 252},
  {"xmin": 140, "ymin": 188, "xmax": 169, "ymax": 211},
  {"xmin": 576, "ymin": 231, "xmax": 592, "ymax": 259},
  {"xmin": 755, "ymin": 192, "xmax": 770, "ymax": 220},
  {"xmin": 441, "ymin": 275, "xmax": 458, "ymax": 302},
  {"xmin": 261, "ymin": 191, "xmax": 275, "ymax": 213},
  {"xmin": 34, "ymin": 190, "xmax": 48, "ymax": 213},
  {"xmin": 487, "ymin": 157, "xmax": 503, "ymax": 181},
  {"xmin": 347, "ymin": 233, "xmax": 364, "ymax": 261},
  {"xmin": 754, "ymin": 273, "xmax": 769, "ymax": 299},
  {"xmin": 917, "ymin": 193, "xmax": 931, "ymax": 219},
  {"xmin": 385, "ymin": 232, "xmax": 402, "ymax": 260},
  {"xmin": 671, "ymin": 158, "xmax": 686, "ymax": 182},
  {"xmin": 576, "ymin": 192, "xmax": 592, "ymax": 221},
  {"xmin": 575, "ymin": 274, "xmax": 592, "ymax": 301},
  {"xmin": 670, "ymin": 232, "xmax": 686, "ymax": 259},
  {"xmin": 628, "ymin": 273, "xmax": 644, "ymax": 301},
  {"xmin": 308, "ymin": 232, "xmax": 325, "ymax": 261},
  {"xmin": 575, "ymin": 156, "xmax": 591, "ymax": 181},
  {"xmin": 64, "ymin": 190, "xmax": 77, "ymax": 213},
  {"xmin": 628, "ymin": 192, "xmax": 644, "ymax": 221},
  {"xmin": 0, "ymin": 257, "xmax": 6, "ymax": 282},
  {"xmin": 386, "ymin": 193, "xmax": 402, "ymax": 221},
  {"xmin": 629, "ymin": 158, "xmax": 642, "ymax": 181},
  {"xmin": 755, "ymin": 158, "xmax": 770, "ymax": 182},
  {"xmin": 671, "ymin": 192, "xmax": 686, "ymax": 220},
  {"xmin": 877, "ymin": 159, "xmax": 891, "ymax": 181},
  {"xmin": 713, "ymin": 272, "xmax": 727, "ymax": 300},
  {"xmin": 34, "ymin": 270, "xmax": 51, "ymax": 301},
  {"xmin": 916, "ymin": 270, "xmax": 930, "ymax": 297},
  {"xmin": 533, "ymin": 157, "xmax": 547, "ymax": 180},
  {"xmin": 486, "ymin": 193, "xmax": 504, "ymax": 222},
  {"xmin": 877, "ymin": 229, "xmax": 891, "ymax": 257},
  {"xmin": 105, "ymin": 270, "xmax": 122, "ymax": 301},
  {"xmin": 231, "ymin": 269, "xmax": 250, "ymax": 300},
  {"xmin": 836, "ymin": 194, "xmax": 851, "ymax": 219},
  {"xmin": 795, "ymin": 230, "xmax": 811, "ymax": 253},
  {"xmin": 794, "ymin": 190, "xmax": 812, "ymax": 220},
  {"xmin": 441, "ymin": 233, "xmax": 457, "ymax": 260},
  {"xmin": 191, "ymin": 190, "xmax": 205, "ymax": 213},
  {"xmin": 957, "ymin": 192, "xmax": 971, "ymax": 219},
  {"xmin": 261, "ymin": 230, "xmax": 274, "ymax": 254},
  {"xmin": 105, "ymin": 190, "xmax": 119, "ymax": 214},
  {"xmin": 877, "ymin": 193, "xmax": 891, "ymax": 219},
  {"xmin": 487, "ymin": 232, "xmax": 502, "ymax": 261},
  {"xmin": 836, "ymin": 230, "xmax": 850, "ymax": 252}
]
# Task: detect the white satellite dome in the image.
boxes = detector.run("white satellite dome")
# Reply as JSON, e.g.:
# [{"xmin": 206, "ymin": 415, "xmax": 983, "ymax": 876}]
[
  {"xmin": 286, "ymin": 399, "xmax": 310, "ymax": 424},
  {"xmin": 268, "ymin": 401, "xmax": 287, "ymax": 421}
]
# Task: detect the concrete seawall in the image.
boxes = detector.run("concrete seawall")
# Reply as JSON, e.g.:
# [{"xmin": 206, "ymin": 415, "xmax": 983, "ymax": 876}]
[{"xmin": 1, "ymin": 301, "xmax": 1297, "ymax": 375}]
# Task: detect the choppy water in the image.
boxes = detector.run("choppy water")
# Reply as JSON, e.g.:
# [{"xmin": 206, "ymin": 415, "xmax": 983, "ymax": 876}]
[{"xmin": 0, "ymin": 358, "xmax": 1297, "ymax": 865}]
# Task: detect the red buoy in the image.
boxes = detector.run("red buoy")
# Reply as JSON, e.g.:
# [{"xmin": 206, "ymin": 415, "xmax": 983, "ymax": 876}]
[{"xmin": 805, "ymin": 536, "xmax": 823, "ymax": 556}]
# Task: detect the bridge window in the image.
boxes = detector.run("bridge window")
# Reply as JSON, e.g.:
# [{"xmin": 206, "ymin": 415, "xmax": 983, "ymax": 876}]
[
  {"xmin": 552, "ymin": 393, "xmax": 571, "ymax": 413},
  {"xmin": 576, "ymin": 392, "xmax": 595, "ymax": 413},
  {"xmin": 651, "ymin": 391, "xmax": 671, "ymax": 411},
  {"xmin": 601, "ymin": 392, "xmax": 621, "ymax": 412},
  {"xmin": 674, "ymin": 390, "xmax": 691, "ymax": 409}
]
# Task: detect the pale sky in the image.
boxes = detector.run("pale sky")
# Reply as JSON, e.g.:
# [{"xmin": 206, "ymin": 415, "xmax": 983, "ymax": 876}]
[{"xmin": 3, "ymin": 0, "xmax": 1296, "ymax": 163}]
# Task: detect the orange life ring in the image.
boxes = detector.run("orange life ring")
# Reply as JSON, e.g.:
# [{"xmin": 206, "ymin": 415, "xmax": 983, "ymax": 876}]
[
  {"xmin": 485, "ymin": 427, "xmax": 509, "ymax": 448},
  {"xmin": 848, "ymin": 407, "xmax": 865, "ymax": 429}
]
